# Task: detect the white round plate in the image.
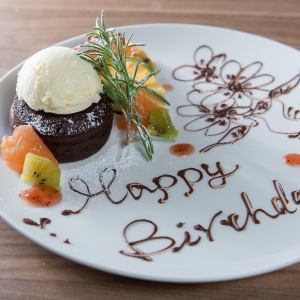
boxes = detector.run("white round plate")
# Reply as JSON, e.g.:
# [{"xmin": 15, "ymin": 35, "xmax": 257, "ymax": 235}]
[{"xmin": 1, "ymin": 24, "xmax": 300, "ymax": 283}]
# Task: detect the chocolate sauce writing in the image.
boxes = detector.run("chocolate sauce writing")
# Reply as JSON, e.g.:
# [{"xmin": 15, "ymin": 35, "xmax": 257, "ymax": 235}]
[
  {"xmin": 23, "ymin": 217, "xmax": 51, "ymax": 229},
  {"xmin": 63, "ymin": 162, "xmax": 239, "ymax": 216},
  {"xmin": 120, "ymin": 180, "xmax": 300, "ymax": 261}
]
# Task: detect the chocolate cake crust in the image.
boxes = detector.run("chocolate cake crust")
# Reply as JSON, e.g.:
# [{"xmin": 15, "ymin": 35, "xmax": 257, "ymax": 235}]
[{"xmin": 10, "ymin": 96, "xmax": 113, "ymax": 163}]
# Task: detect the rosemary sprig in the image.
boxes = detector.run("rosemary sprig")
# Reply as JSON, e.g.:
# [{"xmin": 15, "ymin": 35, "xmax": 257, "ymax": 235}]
[{"xmin": 79, "ymin": 11, "xmax": 169, "ymax": 160}]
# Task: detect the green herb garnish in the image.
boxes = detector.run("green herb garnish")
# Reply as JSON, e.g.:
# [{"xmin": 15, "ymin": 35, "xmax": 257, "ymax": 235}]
[{"xmin": 78, "ymin": 11, "xmax": 169, "ymax": 160}]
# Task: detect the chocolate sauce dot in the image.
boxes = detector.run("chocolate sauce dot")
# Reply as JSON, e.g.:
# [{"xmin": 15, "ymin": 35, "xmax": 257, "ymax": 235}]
[
  {"xmin": 176, "ymin": 222, "xmax": 185, "ymax": 228},
  {"xmin": 62, "ymin": 210, "xmax": 73, "ymax": 216}
]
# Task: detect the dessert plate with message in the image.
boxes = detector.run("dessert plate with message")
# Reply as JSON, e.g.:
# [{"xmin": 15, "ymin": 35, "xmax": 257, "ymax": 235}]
[{"xmin": 2, "ymin": 24, "xmax": 300, "ymax": 282}]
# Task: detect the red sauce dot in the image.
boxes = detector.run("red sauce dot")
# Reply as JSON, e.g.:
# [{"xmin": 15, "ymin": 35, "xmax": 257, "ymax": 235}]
[
  {"xmin": 163, "ymin": 84, "xmax": 174, "ymax": 92},
  {"xmin": 284, "ymin": 153, "xmax": 300, "ymax": 167},
  {"xmin": 169, "ymin": 143, "xmax": 195, "ymax": 157}
]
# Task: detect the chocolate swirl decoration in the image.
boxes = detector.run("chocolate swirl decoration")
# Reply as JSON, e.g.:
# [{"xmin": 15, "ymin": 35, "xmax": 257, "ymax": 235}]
[{"xmin": 173, "ymin": 45, "xmax": 300, "ymax": 152}]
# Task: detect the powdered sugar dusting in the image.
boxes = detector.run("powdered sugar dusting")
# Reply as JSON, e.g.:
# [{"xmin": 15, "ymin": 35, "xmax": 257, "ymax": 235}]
[
  {"xmin": 13, "ymin": 98, "xmax": 111, "ymax": 136},
  {"xmin": 61, "ymin": 141, "xmax": 142, "ymax": 190}
]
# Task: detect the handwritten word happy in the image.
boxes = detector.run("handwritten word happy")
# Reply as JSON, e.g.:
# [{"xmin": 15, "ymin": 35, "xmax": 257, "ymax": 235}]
[{"xmin": 62, "ymin": 161, "xmax": 239, "ymax": 215}]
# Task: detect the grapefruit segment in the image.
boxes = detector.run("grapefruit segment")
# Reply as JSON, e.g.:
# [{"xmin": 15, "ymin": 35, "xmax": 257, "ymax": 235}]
[
  {"xmin": 117, "ymin": 89, "xmax": 165, "ymax": 130},
  {"xmin": 1, "ymin": 125, "xmax": 58, "ymax": 174},
  {"xmin": 135, "ymin": 89, "xmax": 165, "ymax": 126}
]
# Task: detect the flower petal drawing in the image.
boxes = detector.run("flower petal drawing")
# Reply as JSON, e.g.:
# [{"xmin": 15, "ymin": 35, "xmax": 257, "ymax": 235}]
[
  {"xmin": 193, "ymin": 45, "xmax": 214, "ymax": 67},
  {"xmin": 238, "ymin": 62, "xmax": 263, "ymax": 80},
  {"xmin": 177, "ymin": 103, "xmax": 209, "ymax": 117},
  {"xmin": 189, "ymin": 90, "xmax": 235, "ymax": 108},
  {"xmin": 200, "ymin": 125, "xmax": 251, "ymax": 153},
  {"xmin": 172, "ymin": 64, "xmax": 203, "ymax": 82},
  {"xmin": 243, "ymin": 74, "xmax": 275, "ymax": 89},
  {"xmin": 231, "ymin": 92, "xmax": 253, "ymax": 107},
  {"xmin": 220, "ymin": 60, "xmax": 242, "ymax": 84}
]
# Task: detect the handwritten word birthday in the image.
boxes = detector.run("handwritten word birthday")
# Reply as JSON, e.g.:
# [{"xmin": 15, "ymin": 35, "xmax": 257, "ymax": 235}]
[{"xmin": 120, "ymin": 180, "xmax": 300, "ymax": 261}]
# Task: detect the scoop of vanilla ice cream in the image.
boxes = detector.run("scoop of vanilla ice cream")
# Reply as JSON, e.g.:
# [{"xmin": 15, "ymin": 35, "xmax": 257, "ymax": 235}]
[{"xmin": 16, "ymin": 46, "xmax": 103, "ymax": 114}]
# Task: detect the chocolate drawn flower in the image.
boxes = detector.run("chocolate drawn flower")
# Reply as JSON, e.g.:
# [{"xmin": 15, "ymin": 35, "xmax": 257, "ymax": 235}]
[
  {"xmin": 174, "ymin": 44, "xmax": 300, "ymax": 152},
  {"xmin": 177, "ymin": 100, "xmax": 253, "ymax": 136},
  {"xmin": 172, "ymin": 45, "xmax": 226, "ymax": 82},
  {"xmin": 187, "ymin": 60, "xmax": 275, "ymax": 109}
]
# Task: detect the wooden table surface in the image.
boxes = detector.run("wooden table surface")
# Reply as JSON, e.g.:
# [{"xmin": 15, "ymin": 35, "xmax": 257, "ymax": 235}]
[{"xmin": 1, "ymin": 0, "xmax": 300, "ymax": 299}]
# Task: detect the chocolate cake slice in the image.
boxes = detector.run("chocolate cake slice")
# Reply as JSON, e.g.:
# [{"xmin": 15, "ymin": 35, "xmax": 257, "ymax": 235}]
[{"xmin": 10, "ymin": 95, "xmax": 113, "ymax": 163}]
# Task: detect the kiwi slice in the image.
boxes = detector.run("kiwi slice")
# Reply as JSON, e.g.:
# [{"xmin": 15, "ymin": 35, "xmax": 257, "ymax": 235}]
[
  {"xmin": 21, "ymin": 153, "xmax": 61, "ymax": 189},
  {"xmin": 148, "ymin": 107, "xmax": 178, "ymax": 140}
]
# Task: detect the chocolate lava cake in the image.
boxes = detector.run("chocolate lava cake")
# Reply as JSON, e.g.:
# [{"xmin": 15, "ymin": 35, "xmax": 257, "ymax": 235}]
[{"xmin": 10, "ymin": 95, "xmax": 113, "ymax": 163}]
